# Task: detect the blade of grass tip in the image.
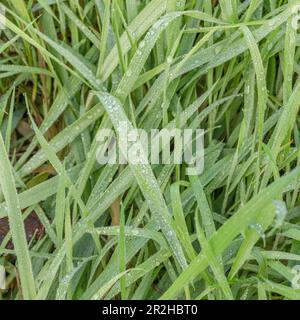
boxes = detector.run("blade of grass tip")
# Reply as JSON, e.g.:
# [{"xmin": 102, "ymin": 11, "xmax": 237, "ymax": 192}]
[
  {"xmin": 131, "ymin": 268, "xmax": 162, "ymax": 300},
  {"xmin": 222, "ymin": 118, "xmax": 247, "ymax": 213},
  {"xmin": 228, "ymin": 203, "xmax": 275, "ymax": 280},
  {"xmin": 91, "ymin": 270, "xmax": 137, "ymax": 300},
  {"xmin": 170, "ymin": 182, "xmax": 196, "ymax": 262},
  {"xmin": 0, "ymin": 135, "xmax": 36, "ymax": 299},
  {"xmin": 33, "ymin": 205, "xmax": 58, "ymax": 247},
  {"xmin": 160, "ymin": 168, "xmax": 300, "ymax": 299},
  {"xmin": 195, "ymin": 215, "xmax": 233, "ymax": 300},
  {"xmin": 36, "ymin": 245, "xmax": 66, "ymax": 299},
  {"xmin": 189, "ymin": 175, "xmax": 215, "ymax": 239},
  {"xmin": 95, "ymin": 91, "xmax": 187, "ymax": 270},
  {"xmin": 55, "ymin": 259, "xmax": 87, "ymax": 300}
]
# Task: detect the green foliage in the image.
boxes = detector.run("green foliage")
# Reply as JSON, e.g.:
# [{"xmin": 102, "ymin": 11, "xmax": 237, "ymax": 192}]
[{"xmin": 0, "ymin": 0, "xmax": 300, "ymax": 300}]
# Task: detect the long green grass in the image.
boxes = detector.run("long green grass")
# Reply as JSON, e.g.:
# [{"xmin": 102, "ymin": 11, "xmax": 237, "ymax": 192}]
[{"xmin": 0, "ymin": 0, "xmax": 300, "ymax": 300}]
